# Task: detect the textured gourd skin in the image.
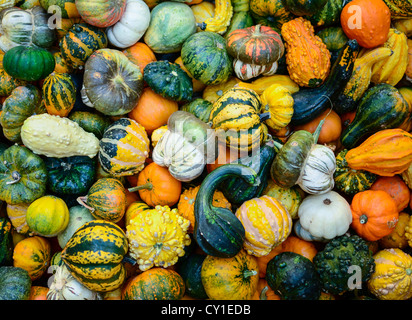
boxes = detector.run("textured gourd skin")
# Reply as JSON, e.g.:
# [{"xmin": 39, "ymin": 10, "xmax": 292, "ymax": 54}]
[
  {"xmin": 382, "ymin": 0, "xmax": 412, "ymax": 21},
  {"xmin": 42, "ymin": 72, "xmax": 76, "ymax": 117},
  {"xmin": 68, "ymin": 111, "xmax": 112, "ymax": 139},
  {"xmin": 368, "ymin": 248, "xmax": 412, "ymax": 300},
  {"xmin": 21, "ymin": 113, "xmax": 100, "ymax": 158},
  {"xmin": 281, "ymin": 17, "xmax": 330, "ymax": 88},
  {"xmin": 176, "ymin": 253, "xmax": 208, "ymax": 299},
  {"xmin": 334, "ymin": 149, "xmax": 377, "ymax": 196},
  {"xmin": 181, "ymin": 98, "xmax": 213, "ymax": 123},
  {"xmin": 0, "ymin": 68, "xmax": 26, "ymax": 96},
  {"xmin": 313, "ymin": 235, "xmax": 375, "ymax": 295},
  {"xmin": 61, "ymin": 220, "xmax": 128, "ymax": 292},
  {"xmin": 75, "ymin": 0, "xmax": 126, "ymax": 28},
  {"xmin": 0, "ymin": 266, "xmax": 32, "ymax": 300},
  {"xmin": 266, "ymin": 251, "xmax": 322, "ymax": 300},
  {"xmin": 0, "ymin": 217, "xmax": 13, "ymax": 266},
  {"xmin": 345, "ymin": 128, "xmax": 412, "ymax": 176},
  {"xmin": 282, "ymin": 0, "xmax": 328, "ymax": 16},
  {"xmin": 249, "ymin": 0, "xmax": 295, "ymax": 32},
  {"xmin": 126, "ymin": 205, "xmax": 191, "ymax": 271},
  {"xmin": 309, "ymin": 0, "xmax": 344, "ymax": 27},
  {"xmin": 262, "ymin": 180, "xmax": 302, "ymax": 219},
  {"xmin": 202, "ymin": 0, "xmax": 233, "ymax": 34}
]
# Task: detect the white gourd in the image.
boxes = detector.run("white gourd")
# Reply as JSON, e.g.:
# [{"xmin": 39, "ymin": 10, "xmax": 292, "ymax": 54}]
[
  {"xmin": 233, "ymin": 59, "xmax": 278, "ymax": 81},
  {"xmin": 20, "ymin": 113, "xmax": 100, "ymax": 158}
]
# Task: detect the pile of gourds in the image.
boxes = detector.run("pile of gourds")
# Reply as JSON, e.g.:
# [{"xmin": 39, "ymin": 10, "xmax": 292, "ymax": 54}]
[{"xmin": 0, "ymin": 0, "xmax": 412, "ymax": 301}]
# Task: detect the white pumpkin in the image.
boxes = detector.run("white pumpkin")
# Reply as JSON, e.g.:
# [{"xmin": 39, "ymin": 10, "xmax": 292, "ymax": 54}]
[
  {"xmin": 106, "ymin": 0, "xmax": 151, "ymax": 49},
  {"xmin": 47, "ymin": 265, "xmax": 102, "ymax": 300},
  {"xmin": 297, "ymin": 144, "xmax": 336, "ymax": 194},
  {"xmin": 233, "ymin": 59, "xmax": 278, "ymax": 81},
  {"xmin": 296, "ymin": 191, "xmax": 352, "ymax": 241}
]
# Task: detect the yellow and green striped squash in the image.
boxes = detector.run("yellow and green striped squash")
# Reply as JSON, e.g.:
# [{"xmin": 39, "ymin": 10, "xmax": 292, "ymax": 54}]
[
  {"xmin": 61, "ymin": 219, "xmax": 128, "ymax": 292},
  {"xmin": 42, "ymin": 72, "xmax": 76, "ymax": 117},
  {"xmin": 209, "ymin": 87, "xmax": 267, "ymax": 153},
  {"xmin": 235, "ymin": 195, "xmax": 292, "ymax": 257},
  {"xmin": 98, "ymin": 118, "xmax": 150, "ymax": 177}
]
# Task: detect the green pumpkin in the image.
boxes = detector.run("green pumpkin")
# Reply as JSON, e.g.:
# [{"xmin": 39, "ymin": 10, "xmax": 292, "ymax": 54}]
[
  {"xmin": 68, "ymin": 111, "xmax": 112, "ymax": 139},
  {"xmin": 0, "ymin": 217, "xmax": 13, "ymax": 266},
  {"xmin": 341, "ymin": 83, "xmax": 410, "ymax": 149},
  {"xmin": 61, "ymin": 220, "xmax": 128, "ymax": 292},
  {"xmin": 309, "ymin": 0, "xmax": 344, "ymax": 26},
  {"xmin": 44, "ymin": 156, "xmax": 97, "ymax": 196},
  {"xmin": 316, "ymin": 27, "xmax": 349, "ymax": 52},
  {"xmin": 59, "ymin": 23, "xmax": 108, "ymax": 69},
  {"xmin": 282, "ymin": 0, "xmax": 328, "ymax": 16},
  {"xmin": 143, "ymin": 61, "xmax": 193, "ymax": 102},
  {"xmin": 181, "ymin": 98, "xmax": 213, "ymax": 123},
  {"xmin": 143, "ymin": 1, "xmax": 197, "ymax": 54},
  {"xmin": 0, "ymin": 84, "xmax": 45, "ymax": 143},
  {"xmin": 194, "ymin": 164, "xmax": 259, "ymax": 258},
  {"xmin": 82, "ymin": 48, "xmax": 143, "ymax": 116},
  {"xmin": 0, "ymin": 68, "xmax": 26, "ymax": 96},
  {"xmin": 0, "ymin": 145, "xmax": 48, "ymax": 205},
  {"xmin": 0, "ymin": 266, "xmax": 32, "ymax": 300},
  {"xmin": 176, "ymin": 253, "xmax": 208, "ymax": 299},
  {"xmin": 334, "ymin": 149, "xmax": 377, "ymax": 196},
  {"xmin": 181, "ymin": 31, "xmax": 233, "ymax": 86},
  {"xmin": 2, "ymin": 45, "xmax": 55, "ymax": 81},
  {"xmin": 249, "ymin": 0, "xmax": 295, "ymax": 32},
  {"xmin": 57, "ymin": 205, "xmax": 94, "ymax": 249},
  {"xmin": 266, "ymin": 252, "xmax": 322, "ymax": 300}
]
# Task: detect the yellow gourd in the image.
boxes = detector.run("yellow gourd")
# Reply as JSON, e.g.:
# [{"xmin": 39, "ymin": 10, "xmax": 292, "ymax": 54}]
[
  {"xmin": 201, "ymin": 0, "xmax": 233, "ymax": 34},
  {"xmin": 236, "ymin": 74, "xmax": 299, "ymax": 95}
]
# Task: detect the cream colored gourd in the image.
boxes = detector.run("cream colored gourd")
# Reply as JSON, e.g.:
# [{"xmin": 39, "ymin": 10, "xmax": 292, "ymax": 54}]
[
  {"xmin": 233, "ymin": 59, "xmax": 278, "ymax": 81},
  {"xmin": 20, "ymin": 113, "xmax": 100, "ymax": 158},
  {"xmin": 106, "ymin": 0, "xmax": 151, "ymax": 48},
  {"xmin": 297, "ymin": 144, "xmax": 336, "ymax": 194},
  {"xmin": 47, "ymin": 265, "xmax": 102, "ymax": 300},
  {"xmin": 296, "ymin": 191, "xmax": 352, "ymax": 241}
]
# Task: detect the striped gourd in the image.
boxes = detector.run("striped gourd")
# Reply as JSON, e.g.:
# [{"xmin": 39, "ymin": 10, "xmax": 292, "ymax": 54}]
[
  {"xmin": 59, "ymin": 23, "xmax": 108, "ymax": 69},
  {"xmin": 77, "ymin": 178, "xmax": 126, "ymax": 223},
  {"xmin": 98, "ymin": 118, "xmax": 150, "ymax": 177},
  {"xmin": 61, "ymin": 220, "xmax": 128, "ymax": 292},
  {"xmin": 235, "ymin": 195, "xmax": 292, "ymax": 257},
  {"xmin": 42, "ymin": 72, "xmax": 76, "ymax": 117},
  {"xmin": 209, "ymin": 87, "xmax": 267, "ymax": 152}
]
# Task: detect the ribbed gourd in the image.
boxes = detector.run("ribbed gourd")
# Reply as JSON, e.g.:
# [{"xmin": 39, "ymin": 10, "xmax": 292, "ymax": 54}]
[
  {"xmin": 126, "ymin": 205, "xmax": 191, "ymax": 271},
  {"xmin": 281, "ymin": 17, "xmax": 331, "ymax": 88},
  {"xmin": 200, "ymin": 0, "xmax": 233, "ymax": 34},
  {"xmin": 98, "ymin": 118, "xmax": 150, "ymax": 177},
  {"xmin": 235, "ymin": 195, "xmax": 292, "ymax": 257}
]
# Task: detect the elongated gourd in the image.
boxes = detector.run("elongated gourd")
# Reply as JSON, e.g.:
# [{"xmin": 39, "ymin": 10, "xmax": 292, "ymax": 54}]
[
  {"xmin": 200, "ymin": 0, "xmax": 233, "ymax": 34},
  {"xmin": 20, "ymin": 113, "xmax": 100, "ymax": 158}
]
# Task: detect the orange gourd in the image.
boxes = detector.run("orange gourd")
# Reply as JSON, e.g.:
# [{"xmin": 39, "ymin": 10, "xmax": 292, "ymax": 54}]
[
  {"xmin": 128, "ymin": 87, "xmax": 178, "ymax": 135},
  {"xmin": 125, "ymin": 201, "xmax": 151, "ymax": 226},
  {"xmin": 294, "ymin": 108, "xmax": 342, "ymax": 145},
  {"xmin": 345, "ymin": 128, "xmax": 412, "ymax": 176},
  {"xmin": 340, "ymin": 0, "xmax": 391, "ymax": 49},
  {"xmin": 29, "ymin": 286, "xmax": 49, "ymax": 300},
  {"xmin": 252, "ymin": 278, "xmax": 281, "ymax": 300},
  {"xmin": 122, "ymin": 42, "xmax": 157, "ymax": 74},
  {"xmin": 379, "ymin": 212, "xmax": 410, "ymax": 249},
  {"xmin": 281, "ymin": 17, "xmax": 331, "ymax": 88},
  {"xmin": 406, "ymin": 39, "xmax": 412, "ymax": 79},
  {"xmin": 350, "ymin": 190, "xmax": 399, "ymax": 241},
  {"xmin": 370, "ymin": 176, "xmax": 411, "ymax": 212},
  {"xmin": 128, "ymin": 162, "xmax": 182, "ymax": 207}
]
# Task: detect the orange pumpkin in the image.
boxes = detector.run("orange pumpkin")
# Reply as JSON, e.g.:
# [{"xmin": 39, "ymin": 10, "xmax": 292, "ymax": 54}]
[
  {"xmin": 370, "ymin": 176, "xmax": 411, "ymax": 212},
  {"xmin": 350, "ymin": 190, "xmax": 399, "ymax": 241},
  {"xmin": 294, "ymin": 108, "xmax": 342, "ymax": 145},
  {"xmin": 252, "ymin": 278, "xmax": 281, "ymax": 300},
  {"xmin": 128, "ymin": 162, "xmax": 182, "ymax": 207},
  {"xmin": 340, "ymin": 0, "xmax": 391, "ymax": 49},
  {"xmin": 177, "ymin": 185, "xmax": 232, "ymax": 233},
  {"xmin": 29, "ymin": 286, "xmax": 49, "ymax": 300},
  {"xmin": 256, "ymin": 244, "xmax": 284, "ymax": 278},
  {"xmin": 128, "ymin": 87, "xmax": 178, "ymax": 135},
  {"xmin": 123, "ymin": 42, "xmax": 157, "ymax": 74}
]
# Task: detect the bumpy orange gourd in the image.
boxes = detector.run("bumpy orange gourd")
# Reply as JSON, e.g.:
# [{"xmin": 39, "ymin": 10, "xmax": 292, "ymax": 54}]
[
  {"xmin": 350, "ymin": 190, "xmax": 399, "ymax": 241},
  {"xmin": 345, "ymin": 128, "xmax": 412, "ymax": 176},
  {"xmin": 235, "ymin": 195, "xmax": 292, "ymax": 257},
  {"xmin": 126, "ymin": 205, "xmax": 191, "ymax": 271},
  {"xmin": 368, "ymin": 248, "xmax": 412, "ymax": 300},
  {"xmin": 177, "ymin": 185, "xmax": 231, "ymax": 233},
  {"xmin": 281, "ymin": 17, "xmax": 331, "ymax": 88}
]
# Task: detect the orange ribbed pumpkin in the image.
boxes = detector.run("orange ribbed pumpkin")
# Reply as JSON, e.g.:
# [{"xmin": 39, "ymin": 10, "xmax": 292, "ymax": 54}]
[
  {"xmin": 351, "ymin": 190, "xmax": 399, "ymax": 241},
  {"xmin": 235, "ymin": 195, "xmax": 292, "ymax": 257},
  {"xmin": 345, "ymin": 128, "xmax": 412, "ymax": 176},
  {"xmin": 123, "ymin": 42, "xmax": 157, "ymax": 75}
]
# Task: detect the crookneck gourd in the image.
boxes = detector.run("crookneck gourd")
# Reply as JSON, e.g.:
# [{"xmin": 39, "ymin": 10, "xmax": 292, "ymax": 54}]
[
  {"xmin": 194, "ymin": 164, "xmax": 260, "ymax": 258},
  {"xmin": 199, "ymin": 0, "xmax": 233, "ymax": 34},
  {"xmin": 281, "ymin": 17, "xmax": 331, "ymax": 88}
]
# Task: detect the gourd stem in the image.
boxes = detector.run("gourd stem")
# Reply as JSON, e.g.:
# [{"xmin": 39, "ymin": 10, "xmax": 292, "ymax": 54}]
[
  {"xmin": 272, "ymin": 140, "xmax": 283, "ymax": 150},
  {"xmin": 359, "ymin": 214, "xmax": 368, "ymax": 225},
  {"xmin": 196, "ymin": 22, "xmax": 207, "ymax": 30},
  {"xmin": 260, "ymin": 286, "xmax": 269, "ymax": 300},
  {"xmin": 76, "ymin": 196, "xmax": 95, "ymax": 212},
  {"xmin": 259, "ymin": 112, "xmax": 271, "ymax": 122},
  {"xmin": 128, "ymin": 182, "xmax": 153, "ymax": 193},
  {"xmin": 243, "ymin": 269, "xmax": 258, "ymax": 279},
  {"xmin": 6, "ymin": 171, "xmax": 21, "ymax": 185},
  {"xmin": 312, "ymin": 119, "xmax": 325, "ymax": 143}
]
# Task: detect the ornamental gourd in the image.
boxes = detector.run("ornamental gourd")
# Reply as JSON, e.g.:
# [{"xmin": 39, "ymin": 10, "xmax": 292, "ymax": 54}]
[
  {"xmin": 106, "ymin": 0, "xmax": 150, "ymax": 49},
  {"xmin": 249, "ymin": 0, "xmax": 294, "ymax": 32},
  {"xmin": 235, "ymin": 195, "xmax": 292, "ymax": 257},
  {"xmin": 61, "ymin": 220, "xmax": 129, "ymax": 292},
  {"xmin": 368, "ymin": 248, "xmax": 412, "ymax": 300},
  {"xmin": 200, "ymin": 0, "xmax": 233, "ymax": 34},
  {"xmin": 152, "ymin": 111, "xmax": 218, "ymax": 182},
  {"xmin": 75, "ymin": 0, "xmax": 126, "ymax": 28},
  {"xmin": 296, "ymin": 191, "xmax": 352, "ymax": 242},
  {"xmin": 42, "ymin": 72, "xmax": 76, "ymax": 117},
  {"xmin": 126, "ymin": 205, "xmax": 191, "ymax": 271},
  {"xmin": 20, "ymin": 113, "xmax": 100, "ymax": 158},
  {"xmin": 0, "ymin": 266, "xmax": 32, "ymax": 300},
  {"xmin": 281, "ymin": 17, "xmax": 331, "ymax": 88},
  {"xmin": 98, "ymin": 118, "xmax": 150, "ymax": 177}
]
